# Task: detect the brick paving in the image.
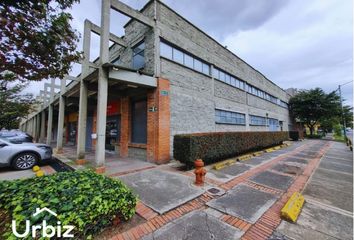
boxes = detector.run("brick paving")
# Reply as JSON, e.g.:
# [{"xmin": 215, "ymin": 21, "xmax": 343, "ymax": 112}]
[{"xmin": 104, "ymin": 140, "xmax": 333, "ymax": 240}]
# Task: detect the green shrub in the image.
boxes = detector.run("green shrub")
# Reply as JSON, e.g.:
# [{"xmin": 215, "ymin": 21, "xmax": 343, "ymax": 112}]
[
  {"xmin": 289, "ymin": 131, "xmax": 300, "ymax": 141},
  {"xmin": 174, "ymin": 131, "xmax": 289, "ymax": 168},
  {"xmin": 334, "ymin": 124, "xmax": 342, "ymax": 137},
  {"xmin": 0, "ymin": 170, "xmax": 137, "ymax": 239}
]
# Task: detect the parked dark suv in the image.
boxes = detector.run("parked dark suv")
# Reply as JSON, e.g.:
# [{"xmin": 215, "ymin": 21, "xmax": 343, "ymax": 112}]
[{"xmin": 0, "ymin": 130, "xmax": 33, "ymax": 143}]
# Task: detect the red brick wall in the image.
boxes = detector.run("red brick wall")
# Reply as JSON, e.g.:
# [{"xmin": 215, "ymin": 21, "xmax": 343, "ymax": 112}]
[
  {"xmin": 147, "ymin": 78, "xmax": 171, "ymax": 164},
  {"xmin": 120, "ymin": 97, "xmax": 130, "ymax": 158}
]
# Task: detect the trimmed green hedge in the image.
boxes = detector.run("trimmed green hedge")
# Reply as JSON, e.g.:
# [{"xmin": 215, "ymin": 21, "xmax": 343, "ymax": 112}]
[
  {"xmin": 289, "ymin": 131, "xmax": 300, "ymax": 141},
  {"xmin": 174, "ymin": 131, "xmax": 289, "ymax": 168},
  {"xmin": 0, "ymin": 170, "xmax": 137, "ymax": 239}
]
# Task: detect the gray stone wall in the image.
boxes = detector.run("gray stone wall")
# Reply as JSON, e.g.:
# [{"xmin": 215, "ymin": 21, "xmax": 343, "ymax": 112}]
[
  {"xmin": 158, "ymin": 2, "xmax": 289, "ymax": 102},
  {"xmin": 108, "ymin": 3, "xmax": 155, "ymax": 75},
  {"xmin": 111, "ymin": 1, "xmax": 292, "ymax": 158},
  {"xmin": 161, "ymin": 59, "xmax": 215, "ymax": 136}
]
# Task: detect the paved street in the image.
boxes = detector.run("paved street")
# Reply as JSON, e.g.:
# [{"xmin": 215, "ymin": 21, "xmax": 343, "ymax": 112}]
[{"xmin": 102, "ymin": 139, "xmax": 353, "ymax": 240}]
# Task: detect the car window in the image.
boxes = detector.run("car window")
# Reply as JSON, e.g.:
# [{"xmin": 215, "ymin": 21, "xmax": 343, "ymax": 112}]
[{"xmin": 0, "ymin": 133, "xmax": 16, "ymax": 137}]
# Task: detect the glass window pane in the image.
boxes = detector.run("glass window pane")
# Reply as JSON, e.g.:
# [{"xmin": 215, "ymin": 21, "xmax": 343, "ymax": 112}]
[
  {"xmin": 173, "ymin": 48, "xmax": 184, "ymax": 64},
  {"xmin": 160, "ymin": 42, "xmax": 172, "ymax": 59},
  {"xmin": 194, "ymin": 59, "xmax": 202, "ymax": 72},
  {"xmin": 133, "ymin": 42, "xmax": 145, "ymax": 54},
  {"xmin": 231, "ymin": 77, "xmax": 236, "ymax": 87},
  {"xmin": 202, "ymin": 63, "xmax": 210, "ymax": 75},
  {"xmin": 133, "ymin": 41, "xmax": 145, "ymax": 69},
  {"xmin": 111, "ymin": 56, "xmax": 120, "ymax": 65},
  {"xmin": 225, "ymin": 74, "xmax": 231, "ymax": 84},
  {"xmin": 219, "ymin": 71, "xmax": 225, "ymax": 82},
  {"xmin": 240, "ymin": 81, "xmax": 244, "ymax": 90},
  {"xmin": 133, "ymin": 53, "xmax": 145, "ymax": 69},
  {"xmin": 213, "ymin": 68, "xmax": 219, "ymax": 79},
  {"xmin": 184, "ymin": 54, "xmax": 193, "ymax": 68}
]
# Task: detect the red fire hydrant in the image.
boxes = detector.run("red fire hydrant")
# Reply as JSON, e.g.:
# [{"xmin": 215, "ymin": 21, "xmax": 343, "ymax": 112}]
[{"xmin": 194, "ymin": 159, "xmax": 207, "ymax": 186}]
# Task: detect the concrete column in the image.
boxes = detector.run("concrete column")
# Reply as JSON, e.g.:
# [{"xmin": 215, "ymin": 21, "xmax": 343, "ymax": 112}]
[
  {"xmin": 76, "ymin": 20, "xmax": 91, "ymax": 162},
  {"xmin": 56, "ymin": 78, "xmax": 66, "ymax": 153},
  {"xmin": 95, "ymin": 0, "xmax": 110, "ymax": 172},
  {"xmin": 28, "ymin": 119, "xmax": 32, "ymax": 135},
  {"xmin": 32, "ymin": 116, "xmax": 37, "ymax": 141},
  {"xmin": 153, "ymin": 0, "xmax": 161, "ymax": 77},
  {"xmin": 46, "ymin": 79, "xmax": 55, "ymax": 145},
  {"xmin": 77, "ymin": 81, "xmax": 88, "ymax": 160},
  {"xmin": 40, "ymin": 111, "xmax": 46, "ymax": 143},
  {"xmin": 36, "ymin": 114, "xmax": 40, "ymax": 142},
  {"xmin": 46, "ymin": 105, "xmax": 53, "ymax": 145}
]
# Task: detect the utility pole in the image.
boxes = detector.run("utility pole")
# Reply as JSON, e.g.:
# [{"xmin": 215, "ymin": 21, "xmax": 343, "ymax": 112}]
[
  {"xmin": 338, "ymin": 84, "xmax": 346, "ymax": 138},
  {"xmin": 338, "ymin": 80, "xmax": 353, "ymax": 138}
]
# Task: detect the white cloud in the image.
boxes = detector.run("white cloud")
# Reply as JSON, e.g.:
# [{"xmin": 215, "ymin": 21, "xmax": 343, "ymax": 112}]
[{"xmin": 223, "ymin": 0, "xmax": 353, "ymax": 105}]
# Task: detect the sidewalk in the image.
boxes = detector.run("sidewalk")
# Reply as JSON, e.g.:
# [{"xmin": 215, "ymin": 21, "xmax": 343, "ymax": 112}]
[
  {"xmin": 274, "ymin": 141, "xmax": 353, "ymax": 240},
  {"xmin": 96, "ymin": 139, "xmax": 349, "ymax": 240}
]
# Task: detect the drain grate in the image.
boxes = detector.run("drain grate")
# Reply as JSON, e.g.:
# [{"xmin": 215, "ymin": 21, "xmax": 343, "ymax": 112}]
[
  {"xmin": 208, "ymin": 188, "xmax": 221, "ymax": 194},
  {"xmin": 49, "ymin": 158, "xmax": 75, "ymax": 172}
]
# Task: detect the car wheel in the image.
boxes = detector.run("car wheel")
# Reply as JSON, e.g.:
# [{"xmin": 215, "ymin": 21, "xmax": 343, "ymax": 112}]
[{"xmin": 12, "ymin": 152, "xmax": 38, "ymax": 170}]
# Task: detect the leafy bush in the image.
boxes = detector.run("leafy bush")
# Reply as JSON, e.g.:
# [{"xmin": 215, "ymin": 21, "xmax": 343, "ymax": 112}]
[
  {"xmin": 333, "ymin": 124, "xmax": 342, "ymax": 137},
  {"xmin": 289, "ymin": 131, "xmax": 300, "ymax": 141},
  {"xmin": 0, "ymin": 170, "xmax": 137, "ymax": 239},
  {"xmin": 174, "ymin": 131, "xmax": 289, "ymax": 168}
]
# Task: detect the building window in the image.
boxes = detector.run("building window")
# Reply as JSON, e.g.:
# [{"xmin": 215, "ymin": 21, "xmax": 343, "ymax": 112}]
[
  {"xmin": 269, "ymin": 118, "xmax": 279, "ymax": 131},
  {"xmin": 160, "ymin": 41, "xmax": 285, "ymax": 107},
  {"xmin": 202, "ymin": 63, "xmax": 210, "ymax": 75},
  {"xmin": 160, "ymin": 41, "xmax": 211, "ymax": 76},
  {"xmin": 111, "ymin": 56, "xmax": 120, "ymax": 65},
  {"xmin": 250, "ymin": 115, "xmax": 267, "ymax": 126},
  {"xmin": 215, "ymin": 109, "xmax": 245, "ymax": 125},
  {"xmin": 184, "ymin": 54, "xmax": 194, "ymax": 68},
  {"xmin": 213, "ymin": 68, "xmax": 219, "ymax": 79},
  {"xmin": 213, "ymin": 67, "xmax": 246, "ymax": 92},
  {"xmin": 194, "ymin": 58, "xmax": 203, "ymax": 72},
  {"xmin": 132, "ymin": 41, "xmax": 145, "ymax": 69},
  {"xmin": 173, "ymin": 48, "xmax": 184, "ymax": 64},
  {"xmin": 160, "ymin": 42, "xmax": 172, "ymax": 59},
  {"xmin": 280, "ymin": 100, "xmax": 288, "ymax": 108}
]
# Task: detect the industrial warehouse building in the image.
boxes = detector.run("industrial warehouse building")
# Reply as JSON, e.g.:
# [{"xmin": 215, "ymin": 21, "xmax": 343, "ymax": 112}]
[{"xmin": 20, "ymin": 0, "xmax": 292, "ymax": 172}]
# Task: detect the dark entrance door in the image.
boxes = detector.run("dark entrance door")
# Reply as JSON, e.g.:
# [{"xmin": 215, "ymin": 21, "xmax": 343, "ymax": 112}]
[
  {"xmin": 131, "ymin": 100, "xmax": 147, "ymax": 144},
  {"xmin": 105, "ymin": 115, "xmax": 120, "ymax": 151},
  {"xmin": 68, "ymin": 122, "xmax": 77, "ymax": 146}
]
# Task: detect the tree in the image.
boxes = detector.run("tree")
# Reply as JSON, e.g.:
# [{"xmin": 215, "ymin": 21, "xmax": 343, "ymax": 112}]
[
  {"xmin": 0, "ymin": 80, "xmax": 38, "ymax": 130},
  {"xmin": 0, "ymin": 0, "xmax": 81, "ymax": 82},
  {"xmin": 289, "ymin": 88, "xmax": 341, "ymax": 136},
  {"xmin": 342, "ymin": 105, "xmax": 353, "ymax": 129}
]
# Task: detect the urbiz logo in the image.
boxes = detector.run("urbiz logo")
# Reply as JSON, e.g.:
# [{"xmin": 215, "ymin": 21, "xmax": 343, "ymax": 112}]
[{"xmin": 12, "ymin": 207, "xmax": 75, "ymax": 238}]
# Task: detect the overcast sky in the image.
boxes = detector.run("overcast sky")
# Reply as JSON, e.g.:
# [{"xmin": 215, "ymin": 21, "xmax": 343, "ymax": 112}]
[{"xmin": 25, "ymin": 0, "xmax": 353, "ymax": 106}]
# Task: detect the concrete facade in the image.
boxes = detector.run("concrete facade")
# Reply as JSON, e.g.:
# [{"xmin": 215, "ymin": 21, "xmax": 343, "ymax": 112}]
[{"xmin": 20, "ymin": 0, "xmax": 293, "ymax": 172}]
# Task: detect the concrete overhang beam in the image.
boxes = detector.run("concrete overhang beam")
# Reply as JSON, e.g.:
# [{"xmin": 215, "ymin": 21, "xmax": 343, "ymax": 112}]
[
  {"xmin": 111, "ymin": 0, "xmax": 155, "ymax": 28},
  {"xmin": 88, "ymin": 20, "xmax": 128, "ymax": 48},
  {"xmin": 107, "ymin": 65, "xmax": 156, "ymax": 88}
]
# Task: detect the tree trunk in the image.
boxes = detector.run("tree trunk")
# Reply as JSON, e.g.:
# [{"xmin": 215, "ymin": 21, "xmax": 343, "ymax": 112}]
[{"xmin": 309, "ymin": 126, "xmax": 314, "ymax": 136}]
